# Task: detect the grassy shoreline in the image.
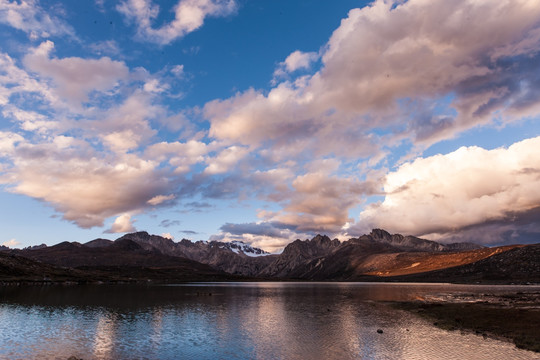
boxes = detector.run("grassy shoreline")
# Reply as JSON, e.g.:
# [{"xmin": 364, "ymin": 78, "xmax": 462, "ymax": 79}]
[{"xmin": 391, "ymin": 292, "xmax": 540, "ymax": 353}]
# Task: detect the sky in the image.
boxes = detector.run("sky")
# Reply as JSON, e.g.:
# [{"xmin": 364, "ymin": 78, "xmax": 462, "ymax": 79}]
[{"xmin": 1, "ymin": 0, "xmax": 540, "ymax": 252}]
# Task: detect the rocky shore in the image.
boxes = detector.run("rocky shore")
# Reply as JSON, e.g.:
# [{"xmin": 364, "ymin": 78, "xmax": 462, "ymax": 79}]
[{"xmin": 392, "ymin": 291, "xmax": 540, "ymax": 352}]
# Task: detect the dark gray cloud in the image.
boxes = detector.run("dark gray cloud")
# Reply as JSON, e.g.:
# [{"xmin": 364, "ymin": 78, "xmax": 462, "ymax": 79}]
[
  {"xmin": 184, "ymin": 201, "xmax": 212, "ymax": 209},
  {"xmin": 160, "ymin": 219, "xmax": 181, "ymax": 228},
  {"xmin": 437, "ymin": 207, "xmax": 540, "ymax": 246}
]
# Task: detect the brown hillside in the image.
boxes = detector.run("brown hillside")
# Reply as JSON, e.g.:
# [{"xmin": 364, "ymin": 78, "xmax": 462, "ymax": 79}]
[{"xmin": 362, "ymin": 245, "xmax": 521, "ymax": 277}]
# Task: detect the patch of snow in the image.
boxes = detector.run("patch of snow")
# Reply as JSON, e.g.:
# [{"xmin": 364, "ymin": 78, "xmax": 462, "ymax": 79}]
[
  {"xmin": 243, "ymin": 251, "xmax": 268, "ymax": 257},
  {"xmin": 222, "ymin": 240, "xmax": 270, "ymax": 256}
]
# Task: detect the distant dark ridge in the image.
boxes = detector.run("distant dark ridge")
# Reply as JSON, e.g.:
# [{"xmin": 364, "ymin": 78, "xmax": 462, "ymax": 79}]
[
  {"xmin": 367, "ymin": 228, "xmax": 483, "ymax": 252},
  {"xmin": 4, "ymin": 228, "xmax": 512, "ymax": 284},
  {"xmin": 84, "ymin": 239, "xmax": 113, "ymax": 248}
]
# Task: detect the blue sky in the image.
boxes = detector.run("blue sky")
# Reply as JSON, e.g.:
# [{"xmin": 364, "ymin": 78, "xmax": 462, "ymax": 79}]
[{"xmin": 1, "ymin": 0, "xmax": 540, "ymax": 251}]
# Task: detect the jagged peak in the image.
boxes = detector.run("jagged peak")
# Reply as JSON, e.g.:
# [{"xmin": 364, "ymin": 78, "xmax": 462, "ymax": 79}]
[
  {"xmin": 23, "ymin": 243, "xmax": 47, "ymax": 250},
  {"xmin": 121, "ymin": 231, "xmax": 150, "ymax": 238},
  {"xmin": 179, "ymin": 238, "xmax": 195, "ymax": 246},
  {"xmin": 360, "ymin": 229, "xmax": 484, "ymax": 252},
  {"xmin": 119, "ymin": 231, "xmax": 173, "ymax": 243},
  {"xmin": 281, "ymin": 234, "xmax": 340, "ymax": 257},
  {"xmin": 370, "ymin": 228, "xmax": 392, "ymax": 239},
  {"xmin": 311, "ymin": 234, "xmax": 332, "ymax": 242}
]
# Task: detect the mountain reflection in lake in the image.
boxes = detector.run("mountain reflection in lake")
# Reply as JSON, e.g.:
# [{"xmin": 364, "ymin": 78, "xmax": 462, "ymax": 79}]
[{"xmin": 0, "ymin": 282, "xmax": 538, "ymax": 360}]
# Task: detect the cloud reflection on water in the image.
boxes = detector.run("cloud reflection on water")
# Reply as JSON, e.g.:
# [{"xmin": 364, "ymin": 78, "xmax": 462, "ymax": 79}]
[{"xmin": 0, "ymin": 283, "xmax": 537, "ymax": 359}]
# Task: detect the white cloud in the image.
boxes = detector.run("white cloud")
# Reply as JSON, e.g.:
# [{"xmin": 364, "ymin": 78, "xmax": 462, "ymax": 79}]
[
  {"xmin": 101, "ymin": 130, "xmax": 141, "ymax": 153},
  {"xmin": 0, "ymin": 17, "xmax": 199, "ymax": 232},
  {"xmin": 316, "ymin": 0, "xmax": 540, "ymax": 144},
  {"xmin": 250, "ymin": 167, "xmax": 296, "ymax": 202},
  {"xmin": 88, "ymin": 91, "xmax": 159, "ymax": 153},
  {"xmin": 2, "ymin": 105, "xmax": 59, "ymax": 133},
  {"xmin": 2, "ymin": 125, "xmax": 174, "ymax": 228},
  {"xmin": 0, "ymin": 131, "xmax": 23, "ymax": 156},
  {"xmin": 143, "ymin": 78, "xmax": 169, "ymax": 93},
  {"xmin": 117, "ymin": 0, "xmax": 237, "ymax": 44},
  {"xmin": 2, "ymin": 238, "xmax": 20, "ymax": 248},
  {"xmin": 95, "ymin": 0, "xmax": 106, "ymax": 12},
  {"xmin": 283, "ymin": 50, "xmax": 319, "ymax": 73},
  {"xmin": 171, "ymin": 64, "xmax": 184, "ymax": 77},
  {"xmin": 161, "ymin": 232, "xmax": 173, "ymax": 239},
  {"xmin": 148, "ymin": 194, "xmax": 175, "ymax": 205},
  {"xmin": 145, "ymin": 140, "xmax": 209, "ymax": 173},
  {"xmin": 205, "ymin": 84, "xmax": 377, "ymax": 159},
  {"xmin": 88, "ymin": 40, "xmax": 121, "ymax": 56},
  {"xmin": 0, "ymin": 51, "xmax": 58, "ymax": 107},
  {"xmin": 204, "ymin": 145, "xmax": 249, "ymax": 175},
  {"xmin": 23, "ymin": 41, "xmax": 129, "ymax": 104},
  {"xmin": 106, "ymin": 214, "xmax": 136, "ymax": 233},
  {"xmin": 271, "ymin": 170, "xmax": 379, "ymax": 234},
  {"xmin": 354, "ymin": 136, "xmax": 540, "ymax": 240},
  {"xmin": 210, "ymin": 163, "xmax": 381, "ymax": 241},
  {"xmin": 0, "ymin": 56, "xmax": 196, "ymax": 230},
  {"xmin": 273, "ymin": 50, "xmax": 319, "ymax": 80},
  {"xmin": 0, "ymin": 0, "xmax": 74, "ymax": 38}
]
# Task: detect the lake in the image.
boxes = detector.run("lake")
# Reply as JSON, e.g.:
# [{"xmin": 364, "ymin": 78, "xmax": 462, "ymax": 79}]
[{"xmin": 0, "ymin": 282, "xmax": 538, "ymax": 360}]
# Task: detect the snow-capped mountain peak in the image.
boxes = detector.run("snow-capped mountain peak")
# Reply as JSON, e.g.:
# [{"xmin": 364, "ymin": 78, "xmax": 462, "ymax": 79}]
[{"xmin": 219, "ymin": 240, "xmax": 270, "ymax": 257}]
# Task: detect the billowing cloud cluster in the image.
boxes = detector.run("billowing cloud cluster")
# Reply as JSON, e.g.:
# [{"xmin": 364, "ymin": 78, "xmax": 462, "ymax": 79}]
[
  {"xmin": 0, "ymin": 42, "xmax": 192, "ymax": 231},
  {"xmin": 354, "ymin": 137, "xmax": 540, "ymax": 244},
  {"xmin": 207, "ymin": 0, "xmax": 540, "ymax": 154},
  {"xmin": 117, "ymin": 0, "xmax": 237, "ymax": 44},
  {"xmin": 273, "ymin": 169, "xmax": 379, "ymax": 233},
  {"xmin": 23, "ymin": 41, "xmax": 129, "ymax": 104},
  {"xmin": 9, "ymin": 144, "xmax": 171, "ymax": 228}
]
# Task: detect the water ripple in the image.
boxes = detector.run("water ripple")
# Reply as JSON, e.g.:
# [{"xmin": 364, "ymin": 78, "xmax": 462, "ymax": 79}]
[{"xmin": 0, "ymin": 283, "xmax": 538, "ymax": 360}]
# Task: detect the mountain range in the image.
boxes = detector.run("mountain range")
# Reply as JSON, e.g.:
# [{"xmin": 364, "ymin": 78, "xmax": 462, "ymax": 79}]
[{"xmin": 1, "ymin": 229, "xmax": 538, "ymax": 284}]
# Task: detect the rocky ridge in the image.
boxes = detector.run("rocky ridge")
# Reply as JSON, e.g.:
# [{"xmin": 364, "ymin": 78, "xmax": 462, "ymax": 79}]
[
  {"xmin": 367, "ymin": 229, "xmax": 483, "ymax": 252},
  {"xmin": 2, "ymin": 229, "xmax": 537, "ymax": 284},
  {"xmin": 115, "ymin": 231, "xmax": 274, "ymax": 276}
]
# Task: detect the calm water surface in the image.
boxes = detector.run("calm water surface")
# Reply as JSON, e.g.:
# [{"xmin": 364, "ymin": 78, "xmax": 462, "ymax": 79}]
[{"xmin": 0, "ymin": 282, "xmax": 538, "ymax": 360}]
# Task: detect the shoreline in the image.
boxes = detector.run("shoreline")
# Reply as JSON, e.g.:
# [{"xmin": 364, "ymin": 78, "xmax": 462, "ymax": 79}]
[
  {"xmin": 1, "ymin": 278, "xmax": 540, "ymax": 286},
  {"xmin": 391, "ymin": 291, "xmax": 540, "ymax": 353}
]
